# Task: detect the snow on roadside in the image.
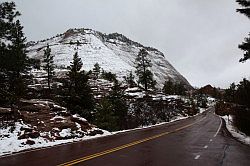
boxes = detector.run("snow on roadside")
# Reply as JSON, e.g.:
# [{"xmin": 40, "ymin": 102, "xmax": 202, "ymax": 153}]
[
  {"xmin": 199, "ymin": 108, "xmax": 206, "ymax": 113},
  {"xmin": 112, "ymin": 111, "xmax": 203, "ymax": 135},
  {"xmin": 112, "ymin": 102, "xmax": 212, "ymax": 135},
  {"xmin": 0, "ymin": 105, "xmax": 211, "ymax": 157},
  {"xmin": 222, "ymin": 115, "xmax": 250, "ymax": 145},
  {"xmin": 0, "ymin": 122, "xmax": 111, "ymax": 157}
]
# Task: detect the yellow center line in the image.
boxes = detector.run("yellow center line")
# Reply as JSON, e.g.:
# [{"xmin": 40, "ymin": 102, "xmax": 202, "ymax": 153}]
[{"xmin": 58, "ymin": 117, "xmax": 206, "ymax": 166}]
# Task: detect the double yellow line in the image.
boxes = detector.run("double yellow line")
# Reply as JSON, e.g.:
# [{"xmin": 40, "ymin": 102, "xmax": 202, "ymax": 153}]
[{"xmin": 58, "ymin": 117, "xmax": 206, "ymax": 166}]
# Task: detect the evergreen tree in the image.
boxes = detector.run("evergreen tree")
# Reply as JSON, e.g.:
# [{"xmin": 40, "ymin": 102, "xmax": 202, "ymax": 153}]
[
  {"xmin": 236, "ymin": 78, "xmax": 250, "ymax": 107},
  {"xmin": 95, "ymin": 80, "xmax": 128, "ymax": 131},
  {"xmin": 224, "ymin": 83, "xmax": 236, "ymax": 102},
  {"xmin": 101, "ymin": 70, "xmax": 117, "ymax": 82},
  {"xmin": 196, "ymin": 91, "xmax": 207, "ymax": 108},
  {"xmin": 135, "ymin": 49, "xmax": 156, "ymax": 91},
  {"xmin": 236, "ymin": 0, "xmax": 250, "ymax": 18},
  {"xmin": 95, "ymin": 97, "xmax": 119, "ymax": 131},
  {"xmin": 93, "ymin": 62, "xmax": 101, "ymax": 78},
  {"xmin": 123, "ymin": 71, "xmax": 136, "ymax": 87},
  {"xmin": 68, "ymin": 52, "xmax": 83, "ymax": 91},
  {"xmin": 0, "ymin": 2, "xmax": 30, "ymax": 103},
  {"xmin": 109, "ymin": 80, "xmax": 128, "ymax": 129},
  {"xmin": 163, "ymin": 80, "xmax": 174, "ymax": 95},
  {"xmin": 236, "ymin": 0, "xmax": 250, "ymax": 62},
  {"xmin": 8, "ymin": 20, "xmax": 30, "ymax": 96},
  {"xmin": 65, "ymin": 52, "xmax": 94, "ymax": 120},
  {"xmin": 42, "ymin": 44, "xmax": 54, "ymax": 90},
  {"xmin": 163, "ymin": 80, "xmax": 186, "ymax": 95},
  {"xmin": 174, "ymin": 83, "xmax": 186, "ymax": 95}
]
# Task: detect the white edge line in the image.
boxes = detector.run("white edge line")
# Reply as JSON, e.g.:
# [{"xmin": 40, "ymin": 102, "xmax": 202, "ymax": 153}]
[
  {"xmin": 1, "ymin": 107, "xmax": 213, "ymax": 159},
  {"xmin": 214, "ymin": 118, "xmax": 222, "ymax": 137},
  {"xmin": 1, "ymin": 108, "xmax": 212, "ymax": 159},
  {"xmin": 194, "ymin": 155, "xmax": 200, "ymax": 160}
]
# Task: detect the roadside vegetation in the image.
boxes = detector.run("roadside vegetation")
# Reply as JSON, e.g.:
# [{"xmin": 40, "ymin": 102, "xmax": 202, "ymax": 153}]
[
  {"xmin": 215, "ymin": 0, "xmax": 250, "ymax": 136},
  {"xmin": 0, "ymin": 1, "xmax": 208, "ymax": 134}
]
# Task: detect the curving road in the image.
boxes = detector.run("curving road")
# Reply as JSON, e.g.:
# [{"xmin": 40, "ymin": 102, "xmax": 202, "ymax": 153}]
[{"xmin": 1, "ymin": 107, "xmax": 250, "ymax": 166}]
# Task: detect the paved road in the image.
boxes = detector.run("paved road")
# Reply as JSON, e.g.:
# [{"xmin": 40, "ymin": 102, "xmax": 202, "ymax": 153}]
[{"xmin": 1, "ymin": 107, "xmax": 250, "ymax": 166}]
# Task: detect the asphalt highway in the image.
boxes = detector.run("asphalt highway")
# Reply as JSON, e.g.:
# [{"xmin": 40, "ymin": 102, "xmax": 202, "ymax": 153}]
[{"xmin": 1, "ymin": 107, "xmax": 250, "ymax": 166}]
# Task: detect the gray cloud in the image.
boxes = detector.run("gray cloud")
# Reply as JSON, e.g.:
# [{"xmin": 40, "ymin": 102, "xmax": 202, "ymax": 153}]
[{"xmin": 7, "ymin": 0, "xmax": 250, "ymax": 88}]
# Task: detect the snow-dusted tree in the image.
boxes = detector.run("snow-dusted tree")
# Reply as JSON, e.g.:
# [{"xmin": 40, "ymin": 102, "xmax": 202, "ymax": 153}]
[
  {"xmin": 68, "ymin": 52, "xmax": 83, "ymax": 90},
  {"xmin": 123, "ymin": 71, "xmax": 136, "ymax": 87},
  {"xmin": 42, "ymin": 44, "xmax": 54, "ymax": 90},
  {"xmin": 237, "ymin": 0, "xmax": 250, "ymax": 62},
  {"xmin": 93, "ymin": 62, "xmax": 101, "ymax": 78},
  {"xmin": 135, "ymin": 49, "xmax": 156, "ymax": 91}
]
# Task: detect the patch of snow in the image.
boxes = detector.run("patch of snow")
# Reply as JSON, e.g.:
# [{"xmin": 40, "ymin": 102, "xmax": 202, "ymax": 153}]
[
  {"xmin": 199, "ymin": 108, "xmax": 206, "ymax": 113},
  {"xmin": 72, "ymin": 114, "xmax": 87, "ymax": 122},
  {"xmin": 222, "ymin": 116, "xmax": 250, "ymax": 145},
  {"xmin": 27, "ymin": 28, "xmax": 191, "ymax": 88},
  {"xmin": 0, "ymin": 106, "xmax": 210, "ymax": 156},
  {"xmin": 59, "ymin": 128, "xmax": 72, "ymax": 137},
  {"xmin": 112, "ymin": 110, "xmax": 205, "ymax": 135},
  {"xmin": 0, "ymin": 122, "xmax": 110, "ymax": 156},
  {"xmin": 50, "ymin": 115, "xmax": 66, "ymax": 121}
]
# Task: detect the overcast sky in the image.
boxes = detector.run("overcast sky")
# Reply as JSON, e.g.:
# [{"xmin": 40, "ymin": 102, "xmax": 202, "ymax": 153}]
[{"xmin": 4, "ymin": 0, "xmax": 250, "ymax": 88}]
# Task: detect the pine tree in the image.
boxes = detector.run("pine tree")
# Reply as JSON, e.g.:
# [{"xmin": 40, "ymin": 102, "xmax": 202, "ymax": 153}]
[
  {"xmin": 65, "ymin": 52, "xmax": 94, "ymax": 120},
  {"xmin": 196, "ymin": 91, "xmax": 207, "ymax": 108},
  {"xmin": 0, "ymin": 2, "xmax": 30, "ymax": 103},
  {"xmin": 95, "ymin": 97, "xmax": 118, "ymax": 131},
  {"xmin": 93, "ymin": 62, "xmax": 101, "ymax": 78},
  {"xmin": 95, "ymin": 80, "xmax": 128, "ymax": 131},
  {"xmin": 68, "ymin": 52, "xmax": 83, "ymax": 91},
  {"xmin": 135, "ymin": 49, "xmax": 156, "ymax": 91},
  {"xmin": 109, "ymin": 80, "xmax": 128, "ymax": 129},
  {"xmin": 236, "ymin": 0, "xmax": 250, "ymax": 62},
  {"xmin": 163, "ymin": 80, "xmax": 186, "ymax": 95},
  {"xmin": 123, "ymin": 71, "xmax": 136, "ymax": 87},
  {"xmin": 236, "ymin": 0, "xmax": 250, "ymax": 18},
  {"xmin": 8, "ymin": 20, "xmax": 30, "ymax": 96},
  {"xmin": 174, "ymin": 83, "xmax": 187, "ymax": 95},
  {"xmin": 43, "ymin": 44, "xmax": 54, "ymax": 90},
  {"xmin": 236, "ymin": 78, "xmax": 250, "ymax": 107},
  {"xmin": 224, "ymin": 83, "xmax": 236, "ymax": 102},
  {"xmin": 163, "ymin": 80, "xmax": 174, "ymax": 95}
]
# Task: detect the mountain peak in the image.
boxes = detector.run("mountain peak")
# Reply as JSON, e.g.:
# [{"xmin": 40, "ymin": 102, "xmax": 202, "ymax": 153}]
[{"xmin": 27, "ymin": 28, "xmax": 192, "ymax": 89}]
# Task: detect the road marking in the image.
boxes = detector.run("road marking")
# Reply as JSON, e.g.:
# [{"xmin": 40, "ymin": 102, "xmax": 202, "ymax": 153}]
[
  {"xmin": 210, "ymin": 139, "xmax": 213, "ymax": 142},
  {"xmin": 204, "ymin": 145, "xmax": 208, "ymax": 149},
  {"xmin": 214, "ymin": 118, "xmax": 222, "ymax": 137},
  {"xmin": 58, "ymin": 117, "xmax": 206, "ymax": 166},
  {"xmin": 194, "ymin": 155, "xmax": 200, "ymax": 160}
]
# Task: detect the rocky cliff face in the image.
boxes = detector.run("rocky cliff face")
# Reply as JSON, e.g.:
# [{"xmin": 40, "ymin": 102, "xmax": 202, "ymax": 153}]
[{"xmin": 27, "ymin": 28, "xmax": 192, "ymax": 89}]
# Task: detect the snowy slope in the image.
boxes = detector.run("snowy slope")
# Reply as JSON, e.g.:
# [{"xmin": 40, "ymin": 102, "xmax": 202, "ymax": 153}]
[{"xmin": 27, "ymin": 28, "xmax": 192, "ymax": 89}]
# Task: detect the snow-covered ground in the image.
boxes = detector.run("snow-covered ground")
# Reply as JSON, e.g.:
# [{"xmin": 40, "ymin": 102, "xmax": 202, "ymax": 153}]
[
  {"xmin": 113, "ymin": 106, "xmax": 208, "ymax": 135},
  {"xmin": 222, "ymin": 115, "xmax": 250, "ymax": 146},
  {"xmin": 27, "ymin": 28, "xmax": 191, "ymax": 88},
  {"xmin": 0, "ymin": 104, "xmax": 209, "ymax": 157},
  {"xmin": 112, "ymin": 116, "xmax": 187, "ymax": 135},
  {"xmin": 0, "ymin": 121, "xmax": 111, "ymax": 156}
]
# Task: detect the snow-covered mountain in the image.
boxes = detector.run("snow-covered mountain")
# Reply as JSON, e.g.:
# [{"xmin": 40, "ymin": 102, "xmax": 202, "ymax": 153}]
[{"xmin": 27, "ymin": 28, "xmax": 191, "ymax": 89}]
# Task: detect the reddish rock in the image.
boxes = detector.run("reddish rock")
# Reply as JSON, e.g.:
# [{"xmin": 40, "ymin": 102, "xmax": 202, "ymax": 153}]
[
  {"xmin": 87, "ymin": 130, "xmax": 103, "ymax": 136},
  {"xmin": 26, "ymin": 139, "xmax": 35, "ymax": 145},
  {"xmin": 18, "ymin": 131, "xmax": 40, "ymax": 139}
]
